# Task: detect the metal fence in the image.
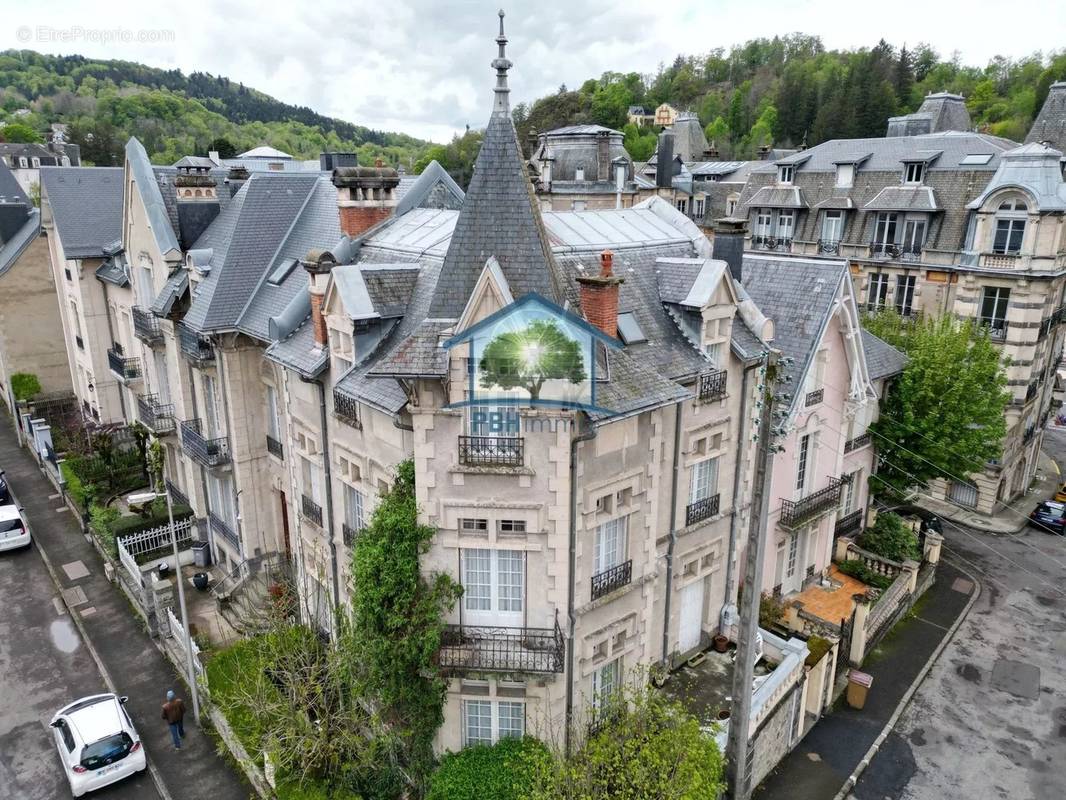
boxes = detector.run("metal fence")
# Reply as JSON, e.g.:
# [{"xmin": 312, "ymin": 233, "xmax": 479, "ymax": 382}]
[{"xmin": 117, "ymin": 518, "xmax": 194, "ymax": 588}]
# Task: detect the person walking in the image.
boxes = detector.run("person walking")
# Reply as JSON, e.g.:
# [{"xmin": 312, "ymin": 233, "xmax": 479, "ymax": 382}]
[{"xmin": 161, "ymin": 690, "xmax": 187, "ymax": 749}]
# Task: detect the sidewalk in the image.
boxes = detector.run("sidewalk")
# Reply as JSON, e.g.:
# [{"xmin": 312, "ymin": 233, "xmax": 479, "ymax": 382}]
[
  {"xmin": 920, "ymin": 448, "xmax": 1059, "ymax": 534},
  {"xmin": 752, "ymin": 561, "xmax": 977, "ymax": 800},
  {"xmin": 0, "ymin": 416, "xmax": 249, "ymax": 800}
]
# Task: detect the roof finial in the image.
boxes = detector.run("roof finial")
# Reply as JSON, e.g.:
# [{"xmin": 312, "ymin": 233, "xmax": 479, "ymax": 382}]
[{"xmin": 492, "ymin": 9, "xmax": 512, "ymax": 115}]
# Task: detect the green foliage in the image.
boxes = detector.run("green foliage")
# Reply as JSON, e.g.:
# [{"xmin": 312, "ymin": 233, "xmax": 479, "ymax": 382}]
[
  {"xmin": 347, "ymin": 458, "xmax": 462, "ymax": 791},
  {"xmin": 426, "ymin": 737, "xmax": 550, "ymax": 800},
  {"xmin": 526, "ymin": 682, "xmax": 725, "ymax": 800},
  {"xmin": 622, "ymin": 123, "xmax": 656, "ymax": 161},
  {"xmin": 60, "ymin": 461, "xmax": 89, "ymax": 511},
  {"xmin": 759, "ymin": 592, "xmax": 786, "ymax": 629},
  {"xmin": 413, "ymin": 129, "xmax": 483, "ymax": 189},
  {"xmin": 88, "ymin": 503, "xmax": 120, "ymax": 557},
  {"xmin": 478, "ymin": 319, "xmax": 587, "ymax": 401},
  {"xmin": 865, "ymin": 314, "xmax": 1011, "ymax": 499},
  {"xmin": 10, "ymin": 372, "xmax": 41, "ymax": 402},
  {"xmin": 110, "ymin": 504, "xmax": 192, "ymax": 539},
  {"xmin": 804, "ymin": 635, "xmax": 833, "ymax": 667},
  {"xmin": 836, "ymin": 559, "xmax": 894, "ymax": 590},
  {"xmin": 1, "ymin": 121, "xmax": 41, "ymax": 142},
  {"xmin": 859, "ymin": 512, "xmax": 921, "ymax": 563}
]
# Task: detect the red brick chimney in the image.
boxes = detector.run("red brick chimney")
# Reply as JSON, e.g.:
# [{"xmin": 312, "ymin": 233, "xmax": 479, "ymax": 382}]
[
  {"xmin": 577, "ymin": 250, "xmax": 624, "ymax": 338},
  {"xmin": 332, "ymin": 162, "xmax": 401, "ymax": 238},
  {"xmin": 301, "ymin": 249, "xmax": 339, "ymax": 348}
]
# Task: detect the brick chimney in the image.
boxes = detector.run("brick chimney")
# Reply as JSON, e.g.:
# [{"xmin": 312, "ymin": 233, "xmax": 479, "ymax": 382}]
[
  {"xmin": 301, "ymin": 249, "xmax": 339, "ymax": 348},
  {"xmin": 577, "ymin": 250, "xmax": 624, "ymax": 338},
  {"xmin": 712, "ymin": 218, "xmax": 748, "ymax": 283},
  {"xmin": 332, "ymin": 162, "xmax": 401, "ymax": 238}
]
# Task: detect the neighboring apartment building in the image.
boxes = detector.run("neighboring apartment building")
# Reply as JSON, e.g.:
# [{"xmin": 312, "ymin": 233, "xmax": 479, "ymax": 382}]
[
  {"xmin": 737, "ymin": 86, "xmax": 1066, "ymax": 514},
  {"xmin": 627, "ymin": 102, "xmax": 679, "ymax": 128},
  {"xmin": 0, "ymin": 160, "xmax": 71, "ymax": 410},
  {"xmin": 0, "ymin": 135, "xmax": 81, "ymax": 196}
]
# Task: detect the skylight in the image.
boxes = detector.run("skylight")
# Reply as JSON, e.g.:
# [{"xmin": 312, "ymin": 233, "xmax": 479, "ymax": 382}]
[
  {"xmin": 267, "ymin": 257, "xmax": 299, "ymax": 286},
  {"xmin": 616, "ymin": 311, "xmax": 647, "ymax": 345},
  {"xmin": 960, "ymin": 154, "xmax": 994, "ymax": 165}
]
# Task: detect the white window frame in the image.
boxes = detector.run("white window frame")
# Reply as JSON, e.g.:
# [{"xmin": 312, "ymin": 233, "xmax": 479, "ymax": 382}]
[
  {"xmin": 343, "ymin": 483, "xmax": 365, "ymax": 533},
  {"xmin": 903, "ymin": 162, "xmax": 925, "ymax": 184},
  {"xmin": 591, "ymin": 657, "xmax": 622, "ymax": 711},
  {"xmin": 755, "ymin": 209, "xmax": 772, "ymax": 237},
  {"xmin": 835, "ymin": 163, "xmax": 854, "ymax": 188},
  {"xmin": 266, "ymin": 384, "xmax": 281, "ymax": 441},
  {"xmin": 868, "ymin": 273, "xmax": 890, "ymax": 310},
  {"xmin": 575, "ymin": 168, "xmax": 585, "ymax": 181},
  {"xmin": 775, "ymin": 209, "xmax": 795, "ymax": 241},
  {"xmin": 694, "ymin": 198, "xmax": 705, "ymax": 218},
  {"xmin": 874, "ymin": 212, "xmax": 899, "ymax": 246},
  {"xmin": 462, "ymin": 548, "xmax": 525, "ymax": 627},
  {"xmin": 895, "ymin": 275, "xmax": 916, "ymax": 316},
  {"xmin": 778, "ymin": 165, "xmax": 794, "ymax": 185},
  {"xmin": 676, "ymin": 198, "xmax": 688, "ymax": 214},
  {"xmin": 821, "ymin": 210, "xmax": 843, "ymax": 243},
  {"xmin": 462, "ymin": 699, "xmax": 525, "ymax": 747},
  {"xmin": 594, "ymin": 516, "xmax": 628, "ymax": 577},
  {"xmin": 689, "ymin": 456, "xmax": 719, "ymax": 504},
  {"xmin": 796, "ymin": 434, "xmax": 811, "ymax": 493}
]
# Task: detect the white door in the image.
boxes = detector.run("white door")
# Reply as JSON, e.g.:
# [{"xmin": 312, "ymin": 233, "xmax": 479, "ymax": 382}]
[
  {"xmin": 462, "ymin": 549, "xmax": 525, "ymax": 628},
  {"xmin": 679, "ymin": 578, "xmax": 705, "ymax": 653}
]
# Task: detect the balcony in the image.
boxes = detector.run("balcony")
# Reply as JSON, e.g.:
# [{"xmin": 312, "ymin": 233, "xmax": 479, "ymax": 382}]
[
  {"xmin": 209, "ymin": 512, "xmax": 239, "ymax": 552},
  {"xmin": 266, "ymin": 434, "xmax": 283, "ymax": 459},
  {"xmin": 164, "ymin": 478, "xmax": 189, "ymax": 509},
  {"xmin": 835, "ymin": 509, "xmax": 863, "ymax": 537},
  {"xmin": 333, "ymin": 389, "xmax": 361, "ymax": 428},
  {"xmin": 458, "ymin": 435, "xmax": 524, "ymax": 467},
  {"xmin": 844, "ymin": 432, "xmax": 871, "ymax": 453},
  {"xmin": 686, "ymin": 493, "xmax": 721, "ymax": 526},
  {"xmin": 132, "ymin": 307, "xmax": 164, "ymax": 347},
  {"xmin": 591, "ymin": 560, "xmax": 633, "ymax": 600},
  {"xmin": 342, "ymin": 523, "xmax": 361, "ymax": 547},
  {"xmin": 179, "ymin": 418, "xmax": 230, "ymax": 468},
  {"xmin": 696, "ymin": 369, "xmax": 727, "ymax": 402},
  {"xmin": 977, "ymin": 318, "xmax": 1008, "ymax": 342},
  {"xmin": 107, "ymin": 347, "xmax": 141, "ymax": 383},
  {"xmin": 804, "ymin": 389, "xmax": 823, "ymax": 407},
  {"xmin": 438, "ymin": 621, "xmax": 565, "ymax": 674},
  {"xmin": 869, "ymin": 242, "xmax": 922, "ymax": 261},
  {"xmin": 1038, "ymin": 315, "xmax": 1055, "ymax": 341},
  {"xmin": 301, "ymin": 494, "xmax": 323, "ymax": 527},
  {"xmin": 817, "ymin": 239, "xmax": 840, "ymax": 255},
  {"xmin": 753, "ymin": 235, "xmax": 792, "ymax": 252},
  {"xmin": 137, "ymin": 394, "xmax": 175, "ymax": 435},
  {"xmin": 178, "ymin": 323, "xmax": 214, "ymax": 366},
  {"xmin": 779, "ymin": 476, "xmax": 848, "ymax": 530},
  {"xmin": 978, "ymin": 252, "xmax": 1022, "ymax": 270}
]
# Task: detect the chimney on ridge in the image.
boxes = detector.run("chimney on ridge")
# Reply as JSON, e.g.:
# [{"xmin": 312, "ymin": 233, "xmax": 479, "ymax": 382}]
[
  {"xmin": 656, "ymin": 131, "xmax": 675, "ymax": 189},
  {"xmin": 332, "ymin": 162, "xmax": 401, "ymax": 238},
  {"xmin": 578, "ymin": 250, "xmax": 624, "ymax": 338},
  {"xmin": 301, "ymin": 249, "xmax": 339, "ymax": 348},
  {"xmin": 712, "ymin": 218, "xmax": 748, "ymax": 283},
  {"xmin": 174, "ymin": 156, "xmax": 221, "ymax": 249}
]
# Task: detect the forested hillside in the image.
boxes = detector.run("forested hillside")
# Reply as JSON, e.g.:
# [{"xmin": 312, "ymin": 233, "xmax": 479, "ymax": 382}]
[
  {"xmin": 511, "ymin": 36, "xmax": 1066, "ymax": 161},
  {"xmin": 0, "ymin": 50, "xmax": 429, "ymax": 167}
]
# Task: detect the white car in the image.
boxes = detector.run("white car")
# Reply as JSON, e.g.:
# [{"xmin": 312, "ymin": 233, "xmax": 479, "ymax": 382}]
[
  {"xmin": 50, "ymin": 694, "xmax": 147, "ymax": 797},
  {"xmin": 0, "ymin": 501, "xmax": 30, "ymax": 552}
]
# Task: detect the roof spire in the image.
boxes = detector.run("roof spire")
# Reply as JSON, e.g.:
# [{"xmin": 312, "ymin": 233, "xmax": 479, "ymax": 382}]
[{"xmin": 492, "ymin": 9, "xmax": 512, "ymax": 115}]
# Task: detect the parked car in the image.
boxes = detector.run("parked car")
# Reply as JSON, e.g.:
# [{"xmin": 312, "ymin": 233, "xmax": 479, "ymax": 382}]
[
  {"xmin": 50, "ymin": 694, "xmax": 146, "ymax": 797},
  {"xmin": 1029, "ymin": 501, "xmax": 1066, "ymax": 535},
  {"xmin": 0, "ymin": 502, "xmax": 29, "ymax": 551},
  {"xmin": 0, "ymin": 469, "xmax": 10, "ymax": 505},
  {"xmin": 884, "ymin": 504, "xmax": 943, "ymax": 535}
]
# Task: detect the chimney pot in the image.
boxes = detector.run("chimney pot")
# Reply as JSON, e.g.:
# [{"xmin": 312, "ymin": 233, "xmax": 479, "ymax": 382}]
[
  {"xmin": 578, "ymin": 254, "xmax": 624, "ymax": 338},
  {"xmin": 600, "ymin": 249, "xmax": 614, "ymax": 277}
]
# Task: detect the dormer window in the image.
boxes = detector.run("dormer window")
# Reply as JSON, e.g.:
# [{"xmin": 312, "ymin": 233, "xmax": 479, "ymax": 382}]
[
  {"xmin": 835, "ymin": 164, "xmax": 854, "ymax": 188},
  {"xmin": 993, "ymin": 198, "xmax": 1027, "ymax": 255},
  {"xmin": 778, "ymin": 165, "xmax": 794, "ymax": 185},
  {"xmin": 903, "ymin": 162, "xmax": 925, "ymax": 184},
  {"xmin": 329, "ymin": 327, "xmax": 354, "ymax": 373},
  {"xmin": 575, "ymin": 167, "xmax": 585, "ymax": 181}
]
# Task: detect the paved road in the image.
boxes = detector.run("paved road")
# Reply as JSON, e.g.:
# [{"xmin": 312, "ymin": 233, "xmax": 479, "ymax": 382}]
[
  {"xmin": 0, "ymin": 527, "xmax": 160, "ymax": 799},
  {"xmin": 852, "ymin": 430, "xmax": 1066, "ymax": 800}
]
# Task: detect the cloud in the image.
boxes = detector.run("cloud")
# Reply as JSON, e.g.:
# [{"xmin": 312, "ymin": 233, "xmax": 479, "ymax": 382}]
[{"xmin": 5, "ymin": 0, "xmax": 1065, "ymax": 142}]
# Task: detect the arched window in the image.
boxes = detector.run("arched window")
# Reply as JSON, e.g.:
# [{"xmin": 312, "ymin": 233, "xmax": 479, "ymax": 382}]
[{"xmin": 992, "ymin": 196, "xmax": 1028, "ymax": 254}]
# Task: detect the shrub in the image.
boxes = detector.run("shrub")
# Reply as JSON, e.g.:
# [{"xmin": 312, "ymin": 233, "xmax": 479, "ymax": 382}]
[
  {"xmin": 759, "ymin": 592, "xmax": 786, "ymax": 629},
  {"xmin": 859, "ymin": 512, "xmax": 921, "ymax": 563},
  {"xmin": 804, "ymin": 635, "xmax": 833, "ymax": 667},
  {"xmin": 110, "ymin": 504, "xmax": 192, "ymax": 538},
  {"xmin": 88, "ymin": 504, "xmax": 120, "ymax": 558},
  {"xmin": 836, "ymin": 559, "xmax": 894, "ymax": 590},
  {"xmin": 426, "ymin": 737, "xmax": 550, "ymax": 800},
  {"xmin": 11, "ymin": 372, "xmax": 41, "ymax": 402},
  {"xmin": 60, "ymin": 461, "xmax": 90, "ymax": 511}
]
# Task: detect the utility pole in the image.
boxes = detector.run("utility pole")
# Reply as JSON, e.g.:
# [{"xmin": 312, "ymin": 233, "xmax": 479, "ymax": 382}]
[
  {"xmin": 726, "ymin": 349, "xmax": 785, "ymax": 799},
  {"xmin": 162, "ymin": 462, "xmax": 201, "ymax": 725}
]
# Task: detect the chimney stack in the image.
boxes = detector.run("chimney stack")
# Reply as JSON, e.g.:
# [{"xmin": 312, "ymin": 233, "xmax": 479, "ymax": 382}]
[
  {"xmin": 758, "ymin": 144, "xmax": 771, "ymax": 160},
  {"xmin": 225, "ymin": 165, "xmax": 250, "ymax": 198},
  {"xmin": 656, "ymin": 131, "xmax": 675, "ymax": 189},
  {"xmin": 577, "ymin": 250, "xmax": 624, "ymax": 337},
  {"xmin": 174, "ymin": 157, "xmax": 221, "ymax": 249},
  {"xmin": 301, "ymin": 249, "xmax": 339, "ymax": 348},
  {"xmin": 712, "ymin": 218, "xmax": 748, "ymax": 283},
  {"xmin": 332, "ymin": 163, "xmax": 401, "ymax": 238},
  {"xmin": 597, "ymin": 130, "xmax": 611, "ymax": 181}
]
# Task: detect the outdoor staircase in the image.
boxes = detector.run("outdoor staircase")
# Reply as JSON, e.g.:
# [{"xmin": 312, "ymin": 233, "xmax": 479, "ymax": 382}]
[{"xmin": 213, "ymin": 554, "xmax": 294, "ymax": 636}]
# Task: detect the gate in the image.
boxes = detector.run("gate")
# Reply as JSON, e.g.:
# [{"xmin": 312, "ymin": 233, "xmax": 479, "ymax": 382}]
[
  {"xmin": 836, "ymin": 612, "xmax": 854, "ymax": 675},
  {"xmin": 948, "ymin": 479, "xmax": 978, "ymax": 509}
]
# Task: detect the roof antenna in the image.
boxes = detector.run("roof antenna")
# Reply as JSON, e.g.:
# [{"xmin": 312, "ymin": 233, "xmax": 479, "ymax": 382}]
[{"xmin": 492, "ymin": 9, "xmax": 512, "ymax": 115}]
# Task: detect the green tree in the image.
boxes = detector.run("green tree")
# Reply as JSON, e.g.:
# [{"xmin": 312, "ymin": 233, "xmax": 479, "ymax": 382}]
[
  {"xmin": 749, "ymin": 103, "xmax": 778, "ymax": 148},
  {"xmin": 703, "ymin": 116, "xmax": 728, "ymax": 149},
  {"xmin": 0, "ymin": 122, "xmax": 41, "ymax": 142},
  {"xmin": 859, "ymin": 512, "xmax": 921, "ymax": 562},
  {"xmin": 207, "ymin": 135, "xmax": 237, "ymax": 158},
  {"xmin": 727, "ymin": 88, "xmax": 746, "ymax": 140},
  {"xmin": 622, "ymin": 123, "xmax": 657, "ymax": 161},
  {"xmin": 10, "ymin": 372, "xmax": 41, "ymax": 401},
  {"xmin": 864, "ymin": 313, "xmax": 1011, "ymax": 499},
  {"xmin": 479, "ymin": 319, "xmax": 587, "ymax": 401}
]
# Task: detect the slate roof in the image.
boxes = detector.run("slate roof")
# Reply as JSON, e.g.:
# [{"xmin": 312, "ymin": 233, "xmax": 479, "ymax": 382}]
[
  {"xmin": 966, "ymin": 142, "xmax": 1066, "ymax": 212},
  {"xmin": 151, "ymin": 269, "xmax": 189, "ymax": 316},
  {"xmin": 0, "ymin": 161, "xmax": 29, "ymax": 205},
  {"xmin": 0, "ymin": 162, "xmax": 39, "ymax": 277},
  {"xmin": 863, "ymin": 185, "xmax": 940, "ymax": 212},
  {"xmin": 40, "ymin": 167, "xmax": 124, "ymax": 258},
  {"xmin": 1026, "ymin": 82, "xmax": 1066, "ymax": 152},
  {"xmin": 428, "ymin": 109, "xmax": 566, "ymax": 318},
  {"xmin": 95, "ymin": 257, "xmax": 129, "ymax": 286},
  {"xmin": 739, "ymin": 255, "xmax": 849, "ymax": 411},
  {"xmin": 393, "ymin": 160, "xmax": 465, "ymax": 217},
  {"xmin": 670, "ymin": 114, "xmax": 710, "ymax": 162},
  {"xmin": 861, "ymin": 329, "xmax": 907, "ymax": 380},
  {"xmin": 126, "ymin": 139, "xmax": 180, "ymax": 259},
  {"xmin": 742, "ymin": 185, "xmax": 807, "ymax": 209}
]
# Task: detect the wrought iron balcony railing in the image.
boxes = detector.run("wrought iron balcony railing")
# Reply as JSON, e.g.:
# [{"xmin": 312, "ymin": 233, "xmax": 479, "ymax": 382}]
[
  {"xmin": 977, "ymin": 317, "xmax": 1008, "ymax": 342},
  {"xmin": 342, "ymin": 523, "xmax": 361, "ymax": 547},
  {"xmin": 805, "ymin": 388, "xmax": 823, "ymax": 407},
  {"xmin": 780, "ymin": 476, "xmax": 848, "ymax": 530},
  {"xmin": 137, "ymin": 393, "xmax": 175, "ymax": 435},
  {"xmin": 438, "ymin": 621, "xmax": 565, "ymax": 674},
  {"xmin": 753, "ymin": 235, "xmax": 792, "ymax": 251},
  {"xmin": 132, "ymin": 306, "xmax": 164, "ymax": 347},
  {"xmin": 817, "ymin": 239, "xmax": 840, "ymax": 254},
  {"xmin": 209, "ymin": 512, "xmax": 239, "ymax": 551},
  {"xmin": 333, "ymin": 389, "xmax": 361, "ymax": 428},
  {"xmin": 696, "ymin": 369, "xmax": 727, "ymax": 401},
  {"xmin": 164, "ymin": 478, "xmax": 190, "ymax": 510},
  {"xmin": 590, "ymin": 560, "xmax": 632, "ymax": 601},
  {"xmin": 107, "ymin": 348, "xmax": 141, "ymax": 382},
  {"xmin": 870, "ymin": 241, "xmax": 921, "ymax": 259},
  {"xmin": 835, "ymin": 509, "xmax": 863, "ymax": 538},
  {"xmin": 301, "ymin": 494, "xmax": 323, "ymax": 527},
  {"xmin": 458, "ymin": 435, "xmax": 524, "ymax": 467},
  {"xmin": 844, "ymin": 432, "xmax": 871, "ymax": 453},
  {"xmin": 179, "ymin": 418, "xmax": 230, "ymax": 468},
  {"xmin": 266, "ymin": 434, "xmax": 283, "ymax": 459},
  {"xmin": 686, "ymin": 493, "xmax": 721, "ymax": 526},
  {"xmin": 178, "ymin": 323, "xmax": 214, "ymax": 366}
]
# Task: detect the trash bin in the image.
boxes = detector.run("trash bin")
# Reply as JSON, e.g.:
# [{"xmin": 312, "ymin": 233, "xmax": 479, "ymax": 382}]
[
  {"xmin": 847, "ymin": 670, "xmax": 873, "ymax": 709},
  {"xmin": 192, "ymin": 540, "xmax": 211, "ymax": 568}
]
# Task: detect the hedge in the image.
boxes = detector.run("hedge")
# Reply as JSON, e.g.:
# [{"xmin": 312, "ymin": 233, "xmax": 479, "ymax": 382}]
[
  {"xmin": 110, "ymin": 504, "xmax": 193, "ymax": 538},
  {"xmin": 836, "ymin": 559, "xmax": 894, "ymax": 590},
  {"xmin": 426, "ymin": 737, "xmax": 550, "ymax": 800}
]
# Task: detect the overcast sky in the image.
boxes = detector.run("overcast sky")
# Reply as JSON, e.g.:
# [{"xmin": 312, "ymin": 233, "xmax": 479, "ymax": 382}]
[{"xmin": 5, "ymin": 1, "xmax": 1065, "ymax": 143}]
